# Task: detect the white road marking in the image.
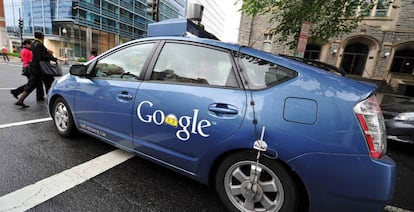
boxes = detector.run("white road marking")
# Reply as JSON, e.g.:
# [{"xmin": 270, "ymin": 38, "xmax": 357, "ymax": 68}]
[
  {"xmin": 0, "ymin": 117, "xmax": 52, "ymax": 129},
  {"xmin": 0, "ymin": 149, "xmax": 135, "ymax": 212}
]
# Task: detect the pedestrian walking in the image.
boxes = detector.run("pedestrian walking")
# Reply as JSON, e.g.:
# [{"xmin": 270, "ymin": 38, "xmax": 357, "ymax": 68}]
[
  {"xmin": 10, "ymin": 39, "xmax": 33, "ymax": 100},
  {"xmin": 15, "ymin": 31, "xmax": 57, "ymax": 108},
  {"xmin": 2, "ymin": 46, "xmax": 9, "ymax": 62}
]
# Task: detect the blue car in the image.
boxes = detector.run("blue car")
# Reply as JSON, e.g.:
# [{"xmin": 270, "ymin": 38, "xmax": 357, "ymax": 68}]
[{"xmin": 48, "ymin": 36, "xmax": 395, "ymax": 212}]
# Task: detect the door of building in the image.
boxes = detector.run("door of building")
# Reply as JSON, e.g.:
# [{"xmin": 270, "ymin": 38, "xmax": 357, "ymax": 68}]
[{"xmin": 341, "ymin": 43, "xmax": 369, "ymax": 75}]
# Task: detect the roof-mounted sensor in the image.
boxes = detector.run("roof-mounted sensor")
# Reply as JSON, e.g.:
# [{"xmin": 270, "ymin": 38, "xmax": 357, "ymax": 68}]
[{"xmin": 147, "ymin": 18, "xmax": 219, "ymax": 40}]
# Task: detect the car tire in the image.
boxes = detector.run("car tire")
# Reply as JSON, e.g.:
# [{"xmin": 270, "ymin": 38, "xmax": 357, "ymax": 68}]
[
  {"xmin": 215, "ymin": 151, "xmax": 299, "ymax": 212},
  {"xmin": 52, "ymin": 97, "xmax": 76, "ymax": 137}
]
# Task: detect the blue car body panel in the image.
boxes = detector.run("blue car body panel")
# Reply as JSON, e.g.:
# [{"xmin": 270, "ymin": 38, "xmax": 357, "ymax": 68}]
[
  {"xmin": 289, "ymin": 153, "xmax": 395, "ymax": 212},
  {"xmin": 48, "ymin": 36, "xmax": 395, "ymax": 211},
  {"xmin": 132, "ymin": 82, "xmax": 247, "ymax": 174}
]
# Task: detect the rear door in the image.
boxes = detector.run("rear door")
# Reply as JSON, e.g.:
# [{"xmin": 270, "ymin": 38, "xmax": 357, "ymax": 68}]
[
  {"xmin": 132, "ymin": 41, "xmax": 247, "ymax": 172},
  {"xmin": 74, "ymin": 42, "xmax": 156, "ymax": 148}
]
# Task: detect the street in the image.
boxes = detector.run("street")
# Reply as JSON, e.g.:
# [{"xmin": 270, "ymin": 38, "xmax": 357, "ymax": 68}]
[{"xmin": 0, "ymin": 59, "xmax": 413, "ymax": 211}]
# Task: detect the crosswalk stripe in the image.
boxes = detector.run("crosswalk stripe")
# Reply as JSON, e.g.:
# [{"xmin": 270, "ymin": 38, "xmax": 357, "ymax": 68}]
[
  {"xmin": 0, "ymin": 149, "xmax": 134, "ymax": 212},
  {"xmin": 0, "ymin": 118, "xmax": 52, "ymax": 129}
]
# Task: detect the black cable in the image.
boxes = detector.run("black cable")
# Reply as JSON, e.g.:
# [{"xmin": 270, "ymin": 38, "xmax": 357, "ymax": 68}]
[{"xmin": 235, "ymin": 45, "xmax": 260, "ymax": 144}]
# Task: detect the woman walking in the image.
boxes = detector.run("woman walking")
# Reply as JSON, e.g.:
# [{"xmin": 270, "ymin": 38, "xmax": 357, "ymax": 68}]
[{"xmin": 10, "ymin": 39, "xmax": 33, "ymax": 100}]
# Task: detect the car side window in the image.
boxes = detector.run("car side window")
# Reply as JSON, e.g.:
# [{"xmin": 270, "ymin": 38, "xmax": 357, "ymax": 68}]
[
  {"xmin": 94, "ymin": 43, "xmax": 154, "ymax": 79},
  {"xmin": 238, "ymin": 54, "xmax": 297, "ymax": 89},
  {"xmin": 150, "ymin": 43, "xmax": 237, "ymax": 87}
]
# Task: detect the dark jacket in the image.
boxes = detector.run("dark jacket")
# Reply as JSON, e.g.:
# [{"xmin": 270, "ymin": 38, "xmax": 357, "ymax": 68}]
[{"xmin": 30, "ymin": 39, "xmax": 56, "ymax": 75}]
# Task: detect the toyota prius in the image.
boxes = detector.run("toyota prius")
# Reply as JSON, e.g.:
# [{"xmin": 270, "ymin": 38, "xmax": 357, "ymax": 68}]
[{"xmin": 48, "ymin": 36, "xmax": 395, "ymax": 212}]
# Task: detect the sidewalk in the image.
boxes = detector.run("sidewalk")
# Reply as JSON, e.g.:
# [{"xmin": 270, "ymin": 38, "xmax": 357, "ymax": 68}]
[
  {"xmin": 3, "ymin": 56, "xmax": 20, "ymax": 63},
  {"xmin": 6, "ymin": 56, "xmax": 76, "ymax": 66}
]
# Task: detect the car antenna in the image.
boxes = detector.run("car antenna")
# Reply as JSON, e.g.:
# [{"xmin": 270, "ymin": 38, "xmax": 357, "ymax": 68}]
[{"xmin": 235, "ymin": 45, "xmax": 270, "ymax": 185}]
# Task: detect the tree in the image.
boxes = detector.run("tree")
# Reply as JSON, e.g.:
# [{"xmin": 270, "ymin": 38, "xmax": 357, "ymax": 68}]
[{"xmin": 238, "ymin": 0, "xmax": 375, "ymax": 49}]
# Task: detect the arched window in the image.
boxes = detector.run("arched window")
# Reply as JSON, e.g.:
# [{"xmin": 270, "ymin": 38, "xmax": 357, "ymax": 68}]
[
  {"xmin": 340, "ymin": 43, "xmax": 369, "ymax": 75},
  {"xmin": 390, "ymin": 50, "xmax": 414, "ymax": 74}
]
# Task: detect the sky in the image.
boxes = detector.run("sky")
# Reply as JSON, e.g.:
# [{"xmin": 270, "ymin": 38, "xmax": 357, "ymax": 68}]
[
  {"xmin": 187, "ymin": 0, "xmax": 242, "ymax": 43},
  {"xmin": 221, "ymin": 1, "xmax": 242, "ymax": 43}
]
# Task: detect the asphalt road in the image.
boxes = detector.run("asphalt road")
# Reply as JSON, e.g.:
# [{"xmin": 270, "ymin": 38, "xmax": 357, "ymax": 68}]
[{"xmin": 0, "ymin": 59, "xmax": 412, "ymax": 212}]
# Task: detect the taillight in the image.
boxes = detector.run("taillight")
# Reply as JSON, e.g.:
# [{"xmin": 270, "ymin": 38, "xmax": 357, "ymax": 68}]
[{"xmin": 354, "ymin": 96, "xmax": 387, "ymax": 159}]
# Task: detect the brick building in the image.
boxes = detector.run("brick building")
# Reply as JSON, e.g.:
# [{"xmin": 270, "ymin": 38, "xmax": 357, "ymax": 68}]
[{"xmin": 238, "ymin": 0, "xmax": 414, "ymax": 97}]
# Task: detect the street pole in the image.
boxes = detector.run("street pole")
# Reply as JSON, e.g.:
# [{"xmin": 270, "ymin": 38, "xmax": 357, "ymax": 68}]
[
  {"xmin": 18, "ymin": 19, "xmax": 23, "ymax": 46},
  {"xmin": 62, "ymin": 28, "xmax": 68, "ymax": 65},
  {"xmin": 18, "ymin": 9, "xmax": 23, "ymax": 48}
]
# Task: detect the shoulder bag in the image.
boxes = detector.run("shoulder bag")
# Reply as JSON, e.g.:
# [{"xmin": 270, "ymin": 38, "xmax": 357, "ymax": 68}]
[{"xmin": 39, "ymin": 60, "xmax": 62, "ymax": 76}]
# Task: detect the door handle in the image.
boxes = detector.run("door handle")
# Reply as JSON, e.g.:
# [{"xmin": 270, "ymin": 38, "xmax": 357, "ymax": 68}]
[
  {"xmin": 208, "ymin": 104, "xmax": 238, "ymax": 115},
  {"xmin": 116, "ymin": 91, "xmax": 133, "ymax": 102}
]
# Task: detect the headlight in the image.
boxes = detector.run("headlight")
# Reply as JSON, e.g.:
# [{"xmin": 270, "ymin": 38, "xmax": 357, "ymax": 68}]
[{"xmin": 394, "ymin": 112, "xmax": 414, "ymax": 121}]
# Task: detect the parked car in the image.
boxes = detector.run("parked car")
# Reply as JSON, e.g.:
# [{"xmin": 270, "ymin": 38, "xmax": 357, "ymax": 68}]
[
  {"xmin": 48, "ymin": 35, "xmax": 395, "ymax": 212},
  {"xmin": 382, "ymin": 96, "xmax": 414, "ymax": 144}
]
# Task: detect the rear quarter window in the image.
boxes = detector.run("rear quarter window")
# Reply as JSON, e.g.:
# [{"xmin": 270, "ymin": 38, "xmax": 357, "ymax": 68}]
[{"xmin": 238, "ymin": 54, "xmax": 297, "ymax": 89}]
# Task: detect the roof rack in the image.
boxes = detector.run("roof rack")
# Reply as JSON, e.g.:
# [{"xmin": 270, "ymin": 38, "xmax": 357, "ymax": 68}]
[{"xmin": 147, "ymin": 18, "xmax": 219, "ymax": 40}]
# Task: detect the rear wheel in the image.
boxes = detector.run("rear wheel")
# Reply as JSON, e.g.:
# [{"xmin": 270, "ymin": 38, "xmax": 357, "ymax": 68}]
[
  {"xmin": 52, "ymin": 97, "xmax": 76, "ymax": 137},
  {"xmin": 215, "ymin": 151, "xmax": 299, "ymax": 212}
]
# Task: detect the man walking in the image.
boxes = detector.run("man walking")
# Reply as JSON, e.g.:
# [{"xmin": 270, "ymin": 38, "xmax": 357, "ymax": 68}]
[{"xmin": 14, "ymin": 31, "xmax": 57, "ymax": 108}]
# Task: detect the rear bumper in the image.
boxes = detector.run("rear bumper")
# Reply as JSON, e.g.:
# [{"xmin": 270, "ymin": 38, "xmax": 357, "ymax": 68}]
[{"xmin": 288, "ymin": 153, "xmax": 395, "ymax": 212}]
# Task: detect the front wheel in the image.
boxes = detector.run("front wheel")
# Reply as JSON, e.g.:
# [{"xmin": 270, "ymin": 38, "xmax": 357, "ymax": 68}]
[
  {"xmin": 52, "ymin": 97, "xmax": 76, "ymax": 137},
  {"xmin": 215, "ymin": 151, "xmax": 299, "ymax": 212}
]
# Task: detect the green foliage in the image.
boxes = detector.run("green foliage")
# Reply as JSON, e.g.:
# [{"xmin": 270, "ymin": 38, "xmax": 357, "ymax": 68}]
[
  {"xmin": 77, "ymin": 57, "xmax": 87, "ymax": 62},
  {"xmin": 238, "ymin": 0, "xmax": 375, "ymax": 49},
  {"xmin": 8, "ymin": 52, "xmax": 21, "ymax": 58}
]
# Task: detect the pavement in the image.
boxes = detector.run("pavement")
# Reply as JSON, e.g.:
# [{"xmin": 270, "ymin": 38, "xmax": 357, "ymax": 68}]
[{"xmin": 4, "ymin": 56, "xmax": 78, "ymax": 66}]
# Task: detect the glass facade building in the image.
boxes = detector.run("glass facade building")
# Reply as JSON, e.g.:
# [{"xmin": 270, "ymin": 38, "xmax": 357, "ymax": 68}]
[{"xmin": 4, "ymin": 0, "xmax": 185, "ymax": 58}]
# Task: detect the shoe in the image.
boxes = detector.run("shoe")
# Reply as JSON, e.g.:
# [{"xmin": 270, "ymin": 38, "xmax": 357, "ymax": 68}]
[
  {"xmin": 15, "ymin": 102, "xmax": 30, "ymax": 108},
  {"xmin": 10, "ymin": 90, "xmax": 18, "ymax": 99}
]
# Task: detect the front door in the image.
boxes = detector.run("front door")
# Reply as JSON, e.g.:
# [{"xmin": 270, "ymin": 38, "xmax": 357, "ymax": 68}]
[
  {"xmin": 74, "ymin": 43, "xmax": 155, "ymax": 148},
  {"xmin": 341, "ymin": 43, "xmax": 368, "ymax": 75}
]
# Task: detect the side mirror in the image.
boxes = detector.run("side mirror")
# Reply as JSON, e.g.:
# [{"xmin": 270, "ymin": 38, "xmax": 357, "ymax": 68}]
[{"xmin": 69, "ymin": 64, "xmax": 88, "ymax": 76}]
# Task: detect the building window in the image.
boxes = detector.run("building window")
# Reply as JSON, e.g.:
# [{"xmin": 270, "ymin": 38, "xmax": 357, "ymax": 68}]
[
  {"xmin": 357, "ymin": 0, "xmax": 391, "ymax": 17},
  {"xmin": 304, "ymin": 44, "xmax": 321, "ymax": 60},
  {"xmin": 391, "ymin": 50, "xmax": 414, "ymax": 74},
  {"xmin": 262, "ymin": 34, "xmax": 273, "ymax": 52},
  {"xmin": 375, "ymin": 0, "xmax": 390, "ymax": 16}
]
